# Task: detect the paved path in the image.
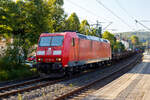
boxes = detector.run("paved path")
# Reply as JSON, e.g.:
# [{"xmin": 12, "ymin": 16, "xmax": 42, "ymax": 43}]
[{"xmin": 84, "ymin": 53, "xmax": 150, "ymax": 100}]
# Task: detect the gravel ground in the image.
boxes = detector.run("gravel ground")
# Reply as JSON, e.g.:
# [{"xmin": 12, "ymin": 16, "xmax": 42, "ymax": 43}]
[{"xmin": 2, "ymin": 55, "xmax": 139, "ymax": 100}]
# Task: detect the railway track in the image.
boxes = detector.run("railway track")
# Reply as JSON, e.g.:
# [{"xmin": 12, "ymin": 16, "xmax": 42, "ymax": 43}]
[
  {"xmin": 0, "ymin": 76, "xmax": 64, "ymax": 98},
  {"xmin": 0, "ymin": 54, "xmax": 141, "ymax": 100},
  {"xmin": 0, "ymin": 65, "xmax": 108, "ymax": 99},
  {"xmin": 0, "ymin": 75, "xmax": 39, "ymax": 87},
  {"xmin": 0, "ymin": 76, "xmax": 46, "ymax": 91},
  {"xmin": 54, "ymin": 54, "xmax": 142, "ymax": 100},
  {"xmin": 0, "ymin": 66, "xmax": 105, "ymax": 99}
]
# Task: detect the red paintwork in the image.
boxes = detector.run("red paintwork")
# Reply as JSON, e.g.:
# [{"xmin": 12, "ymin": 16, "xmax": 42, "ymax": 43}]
[{"xmin": 36, "ymin": 32, "xmax": 111, "ymax": 67}]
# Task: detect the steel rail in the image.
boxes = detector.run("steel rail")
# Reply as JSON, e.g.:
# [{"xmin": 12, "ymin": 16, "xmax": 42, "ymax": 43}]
[
  {"xmin": 54, "ymin": 54, "xmax": 142, "ymax": 100},
  {"xmin": 0, "ymin": 79, "xmax": 63, "ymax": 98},
  {"xmin": 0, "ymin": 75, "xmax": 58, "ymax": 92},
  {"xmin": 0, "ymin": 53, "xmax": 141, "ymax": 99}
]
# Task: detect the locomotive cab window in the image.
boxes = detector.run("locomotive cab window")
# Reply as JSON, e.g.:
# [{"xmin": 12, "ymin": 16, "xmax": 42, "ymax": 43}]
[
  {"xmin": 39, "ymin": 36, "xmax": 64, "ymax": 47},
  {"xmin": 39, "ymin": 37, "xmax": 52, "ymax": 47},
  {"xmin": 51, "ymin": 36, "xmax": 64, "ymax": 46},
  {"xmin": 72, "ymin": 38, "xmax": 75, "ymax": 46}
]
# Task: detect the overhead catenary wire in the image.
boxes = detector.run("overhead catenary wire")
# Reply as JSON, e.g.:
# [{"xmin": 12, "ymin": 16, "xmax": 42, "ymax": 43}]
[
  {"xmin": 96, "ymin": 0, "xmax": 133, "ymax": 30},
  {"xmin": 115, "ymin": 0, "xmax": 150, "ymax": 31},
  {"xmin": 140, "ymin": 20, "xmax": 150, "ymax": 22},
  {"xmin": 135, "ymin": 20, "xmax": 150, "ymax": 31},
  {"xmin": 66, "ymin": 0, "xmax": 111, "ymax": 22},
  {"xmin": 115, "ymin": 0, "xmax": 135, "ymax": 20}
]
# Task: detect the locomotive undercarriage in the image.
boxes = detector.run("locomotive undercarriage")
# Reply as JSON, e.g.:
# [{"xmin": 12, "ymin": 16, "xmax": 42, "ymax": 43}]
[
  {"xmin": 63, "ymin": 60, "xmax": 112, "ymax": 77},
  {"xmin": 37, "ymin": 62, "xmax": 63, "ymax": 74},
  {"xmin": 37, "ymin": 60, "xmax": 112, "ymax": 77}
]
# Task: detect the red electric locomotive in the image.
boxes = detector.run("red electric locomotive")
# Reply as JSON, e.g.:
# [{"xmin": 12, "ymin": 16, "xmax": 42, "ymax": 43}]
[{"xmin": 36, "ymin": 31, "xmax": 111, "ymax": 74}]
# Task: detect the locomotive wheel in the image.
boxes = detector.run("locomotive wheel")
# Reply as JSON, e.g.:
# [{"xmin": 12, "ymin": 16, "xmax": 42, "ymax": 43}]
[
  {"xmin": 59, "ymin": 68, "xmax": 66, "ymax": 76},
  {"xmin": 109, "ymin": 60, "xmax": 112, "ymax": 66},
  {"xmin": 97, "ymin": 62, "xmax": 102, "ymax": 67},
  {"xmin": 65, "ymin": 67, "xmax": 73, "ymax": 78}
]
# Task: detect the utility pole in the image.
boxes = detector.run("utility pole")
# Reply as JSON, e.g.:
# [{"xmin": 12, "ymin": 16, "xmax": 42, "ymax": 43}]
[
  {"xmin": 96, "ymin": 20, "xmax": 102, "ymax": 38},
  {"xmin": 90, "ymin": 20, "xmax": 102, "ymax": 38}
]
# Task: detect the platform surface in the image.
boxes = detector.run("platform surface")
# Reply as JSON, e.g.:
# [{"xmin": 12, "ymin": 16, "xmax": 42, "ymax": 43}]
[{"xmin": 84, "ymin": 53, "xmax": 150, "ymax": 100}]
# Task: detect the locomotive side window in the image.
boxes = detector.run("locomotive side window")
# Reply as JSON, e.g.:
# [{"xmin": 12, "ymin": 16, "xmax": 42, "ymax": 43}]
[
  {"xmin": 39, "ymin": 36, "xmax": 64, "ymax": 47},
  {"xmin": 72, "ymin": 38, "xmax": 75, "ymax": 46}
]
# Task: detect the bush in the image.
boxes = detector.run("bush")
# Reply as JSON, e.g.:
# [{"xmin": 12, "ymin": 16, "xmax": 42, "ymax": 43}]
[
  {"xmin": 8, "ymin": 67, "xmax": 33, "ymax": 80},
  {"xmin": 0, "ymin": 70, "xmax": 9, "ymax": 81},
  {"xmin": 0, "ymin": 56, "xmax": 11, "ymax": 70},
  {"xmin": 0, "ymin": 66, "xmax": 36, "ymax": 81},
  {"xmin": 0, "ymin": 36, "xmax": 36, "ymax": 81},
  {"xmin": 0, "ymin": 57, "xmax": 36, "ymax": 81}
]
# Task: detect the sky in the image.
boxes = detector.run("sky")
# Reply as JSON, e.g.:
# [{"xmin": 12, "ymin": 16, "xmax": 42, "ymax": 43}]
[{"xmin": 63, "ymin": 0, "xmax": 150, "ymax": 33}]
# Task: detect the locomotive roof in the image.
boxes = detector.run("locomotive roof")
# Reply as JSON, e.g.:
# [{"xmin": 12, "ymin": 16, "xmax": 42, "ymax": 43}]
[
  {"xmin": 40, "ymin": 32, "xmax": 67, "ymax": 36},
  {"xmin": 77, "ymin": 33, "xmax": 110, "ymax": 43},
  {"xmin": 40, "ymin": 32, "xmax": 110, "ymax": 43}
]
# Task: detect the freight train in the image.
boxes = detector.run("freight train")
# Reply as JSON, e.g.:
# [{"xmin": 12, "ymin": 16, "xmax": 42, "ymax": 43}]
[{"xmin": 36, "ymin": 31, "xmax": 135, "ymax": 75}]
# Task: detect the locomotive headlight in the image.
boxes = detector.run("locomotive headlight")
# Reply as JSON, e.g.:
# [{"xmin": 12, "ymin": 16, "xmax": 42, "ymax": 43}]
[
  {"xmin": 53, "ymin": 50, "xmax": 62, "ymax": 55},
  {"xmin": 37, "ymin": 58, "xmax": 41, "ymax": 61},
  {"xmin": 56, "ymin": 58, "xmax": 61, "ymax": 61},
  {"xmin": 37, "ymin": 58, "xmax": 43, "ymax": 62},
  {"xmin": 37, "ymin": 51, "xmax": 45, "ymax": 55}
]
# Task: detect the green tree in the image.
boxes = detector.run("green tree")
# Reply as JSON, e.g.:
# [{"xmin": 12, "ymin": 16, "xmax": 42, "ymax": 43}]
[
  {"xmin": 130, "ymin": 35, "xmax": 139, "ymax": 45},
  {"xmin": 0, "ymin": 0, "xmax": 66, "ymax": 65},
  {"xmin": 24, "ymin": 0, "xmax": 51, "ymax": 43},
  {"xmin": 65, "ymin": 12, "xmax": 80, "ymax": 31},
  {"xmin": 79, "ymin": 20, "xmax": 90, "ymax": 35},
  {"xmin": 0, "ymin": 0, "xmax": 29, "ymax": 64},
  {"xmin": 102, "ymin": 31, "xmax": 116, "ymax": 45},
  {"xmin": 0, "ymin": 0, "xmax": 66, "ymax": 41},
  {"xmin": 102, "ymin": 31, "xmax": 124, "ymax": 52},
  {"xmin": 113, "ymin": 41, "xmax": 125, "ymax": 52},
  {"xmin": 46, "ymin": 0, "xmax": 66, "ymax": 32},
  {"xmin": 119, "ymin": 42, "xmax": 125, "ymax": 51},
  {"xmin": 90, "ymin": 27, "xmax": 98, "ymax": 36}
]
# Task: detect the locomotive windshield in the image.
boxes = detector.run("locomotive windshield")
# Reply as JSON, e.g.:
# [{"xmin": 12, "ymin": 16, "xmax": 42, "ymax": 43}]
[{"xmin": 39, "ymin": 36, "xmax": 64, "ymax": 47}]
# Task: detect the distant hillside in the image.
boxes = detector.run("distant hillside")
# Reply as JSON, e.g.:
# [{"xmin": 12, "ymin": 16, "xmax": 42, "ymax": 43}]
[{"xmin": 114, "ymin": 31, "xmax": 150, "ymax": 42}]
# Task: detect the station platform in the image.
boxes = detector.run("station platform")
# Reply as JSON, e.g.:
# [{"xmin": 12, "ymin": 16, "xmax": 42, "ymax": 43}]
[{"xmin": 84, "ymin": 53, "xmax": 150, "ymax": 100}]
